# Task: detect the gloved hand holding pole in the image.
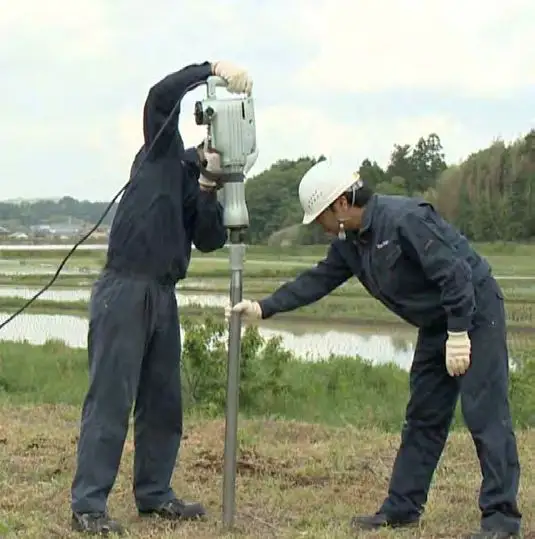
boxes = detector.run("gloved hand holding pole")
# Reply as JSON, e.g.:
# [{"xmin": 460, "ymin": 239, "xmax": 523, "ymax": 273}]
[{"xmin": 225, "ymin": 300, "xmax": 262, "ymax": 321}]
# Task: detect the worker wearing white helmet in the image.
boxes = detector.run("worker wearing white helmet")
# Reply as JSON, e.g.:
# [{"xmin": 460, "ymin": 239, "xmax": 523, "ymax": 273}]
[
  {"xmin": 299, "ymin": 158, "xmax": 370, "ymax": 237},
  {"xmin": 227, "ymin": 159, "xmax": 521, "ymax": 538}
]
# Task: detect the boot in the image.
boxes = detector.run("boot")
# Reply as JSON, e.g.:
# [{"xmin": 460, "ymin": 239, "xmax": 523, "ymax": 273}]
[
  {"xmin": 138, "ymin": 498, "xmax": 206, "ymax": 521},
  {"xmin": 71, "ymin": 512, "xmax": 125, "ymax": 536},
  {"xmin": 350, "ymin": 511, "xmax": 419, "ymax": 531}
]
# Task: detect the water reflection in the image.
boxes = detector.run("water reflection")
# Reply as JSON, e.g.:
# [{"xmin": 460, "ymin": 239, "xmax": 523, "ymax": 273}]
[
  {"xmin": 0, "ymin": 312, "xmax": 415, "ymax": 370},
  {"xmin": 0, "ymin": 287, "xmax": 229, "ymax": 308}
]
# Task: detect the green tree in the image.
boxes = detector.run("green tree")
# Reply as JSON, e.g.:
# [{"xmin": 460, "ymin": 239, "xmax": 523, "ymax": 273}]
[
  {"xmin": 358, "ymin": 158, "xmax": 387, "ymax": 188},
  {"xmin": 245, "ymin": 156, "xmax": 323, "ymax": 244},
  {"xmin": 386, "ymin": 144, "xmax": 415, "ymax": 192},
  {"xmin": 4, "ymin": 129, "xmax": 535, "ymax": 244},
  {"xmin": 410, "ymin": 133, "xmax": 447, "ymax": 195}
]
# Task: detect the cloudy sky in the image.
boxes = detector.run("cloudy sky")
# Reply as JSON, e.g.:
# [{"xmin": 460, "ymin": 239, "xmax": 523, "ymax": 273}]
[{"xmin": 2, "ymin": 0, "xmax": 534, "ymax": 201}]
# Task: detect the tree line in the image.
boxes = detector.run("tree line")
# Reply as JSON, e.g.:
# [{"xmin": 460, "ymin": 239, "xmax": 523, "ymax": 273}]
[
  {"xmin": 1, "ymin": 130, "xmax": 534, "ymax": 244},
  {"xmin": 245, "ymin": 130, "xmax": 535, "ymax": 244},
  {"xmin": 0, "ymin": 197, "xmax": 116, "ymax": 229}
]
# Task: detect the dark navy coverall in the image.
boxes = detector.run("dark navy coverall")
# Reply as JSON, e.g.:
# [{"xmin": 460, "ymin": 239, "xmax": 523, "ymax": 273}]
[
  {"xmin": 71, "ymin": 63, "xmax": 227, "ymax": 514},
  {"xmin": 259, "ymin": 194, "xmax": 521, "ymax": 534}
]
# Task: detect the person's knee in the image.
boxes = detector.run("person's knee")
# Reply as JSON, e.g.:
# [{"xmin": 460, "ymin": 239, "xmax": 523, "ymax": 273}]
[
  {"xmin": 405, "ymin": 388, "xmax": 457, "ymax": 430},
  {"xmin": 156, "ymin": 384, "xmax": 182, "ymax": 433},
  {"xmin": 136, "ymin": 378, "xmax": 182, "ymax": 434},
  {"xmin": 80, "ymin": 390, "xmax": 134, "ymax": 441},
  {"xmin": 460, "ymin": 378, "xmax": 511, "ymax": 437}
]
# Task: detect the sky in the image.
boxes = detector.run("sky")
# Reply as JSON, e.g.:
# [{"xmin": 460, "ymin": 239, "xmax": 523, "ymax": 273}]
[{"xmin": 1, "ymin": 0, "xmax": 534, "ymax": 201}]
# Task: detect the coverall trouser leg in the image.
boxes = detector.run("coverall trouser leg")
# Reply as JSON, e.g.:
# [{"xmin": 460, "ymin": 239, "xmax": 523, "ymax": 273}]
[
  {"xmin": 71, "ymin": 272, "xmax": 183, "ymax": 514},
  {"xmin": 133, "ymin": 289, "xmax": 183, "ymax": 511},
  {"xmin": 380, "ymin": 278, "xmax": 521, "ymax": 534}
]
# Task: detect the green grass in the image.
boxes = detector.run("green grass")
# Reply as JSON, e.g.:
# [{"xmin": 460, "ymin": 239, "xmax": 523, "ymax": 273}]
[
  {"xmin": 3, "ymin": 241, "xmax": 535, "ymax": 278},
  {"xmin": 1, "ymin": 320, "xmax": 535, "ymax": 537},
  {"xmin": 1, "ymin": 316, "xmax": 535, "ymax": 430},
  {"xmin": 2, "ymin": 291, "xmax": 535, "ymax": 331},
  {"xmin": 0, "ymin": 340, "xmax": 411, "ymax": 429},
  {"xmin": 2, "ymin": 405, "xmax": 534, "ymax": 538},
  {"xmin": 2, "ymin": 273, "xmax": 535, "ymax": 299},
  {"xmin": 0, "ymin": 297, "xmax": 224, "ymax": 320}
]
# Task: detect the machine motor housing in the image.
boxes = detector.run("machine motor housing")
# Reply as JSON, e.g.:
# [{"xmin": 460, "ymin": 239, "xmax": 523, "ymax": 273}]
[{"xmin": 194, "ymin": 76, "xmax": 256, "ymax": 175}]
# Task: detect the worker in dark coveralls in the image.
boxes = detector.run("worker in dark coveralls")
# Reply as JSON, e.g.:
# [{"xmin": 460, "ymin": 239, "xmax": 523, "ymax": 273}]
[
  {"xmin": 228, "ymin": 159, "xmax": 522, "ymax": 539},
  {"xmin": 70, "ymin": 60, "xmax": 252, "ymax": 536}
]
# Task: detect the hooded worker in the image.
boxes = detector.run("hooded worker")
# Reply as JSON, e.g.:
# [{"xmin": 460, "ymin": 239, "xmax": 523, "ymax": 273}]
[
  {"xmin": 228, "ymin": 159, "xmax": 522, "ymax": 539},
  {"xmin": 70, "ymin": 61, "xmax": 252, "ymax": 536}
]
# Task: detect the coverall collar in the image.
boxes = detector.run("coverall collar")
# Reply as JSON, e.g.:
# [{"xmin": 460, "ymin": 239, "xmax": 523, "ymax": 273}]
[{"xmin": 359, "ymin": 193, "xmax": 378, "ymax": 236}]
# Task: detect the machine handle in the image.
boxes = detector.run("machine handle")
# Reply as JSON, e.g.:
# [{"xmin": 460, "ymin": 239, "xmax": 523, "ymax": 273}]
[
  {"xmin": 206, "ymin": 75, "xmax": 253, "ymax": 99},
  {"xmin": 207, "ymin": 76, "xmax": 228, "ymax": 98}
]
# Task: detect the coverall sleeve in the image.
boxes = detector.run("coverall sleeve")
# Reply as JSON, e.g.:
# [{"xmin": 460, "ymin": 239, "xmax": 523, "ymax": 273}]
[
  {"xmin": 143, "ymin": 62, "xmax": 212, "ymax": 159},
  {"xmin": 397, "ymin": 204, "xmax": 475, "ymax": 332},
  {"xmin": 258, "ymin": 243, "xmax": 352, "ymax": 319},
  {"xmin": 182, "ymin": 148, "xmax": 227, "ymax": 252}
]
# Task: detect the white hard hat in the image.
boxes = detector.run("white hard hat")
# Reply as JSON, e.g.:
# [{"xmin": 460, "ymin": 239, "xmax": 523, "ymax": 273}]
[{"xmin": 299, "ymin": 159, "xmax": 361, "ymax": 224}]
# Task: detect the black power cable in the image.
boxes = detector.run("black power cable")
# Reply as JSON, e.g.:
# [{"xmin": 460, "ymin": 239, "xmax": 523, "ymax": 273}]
[{"xmin": 0, "ymin": 96, "xmax": 183, "ymax": 331}]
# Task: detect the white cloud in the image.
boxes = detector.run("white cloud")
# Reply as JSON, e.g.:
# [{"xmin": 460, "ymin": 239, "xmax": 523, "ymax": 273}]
[
  {"xmin": 292, "ymin": 0, "xmax": 535, "ymax": 97},
  {"xmin": 0, "ymin": 0, "xmax": 112, "ymax": 60},
  {"xmin": 253, "ymin": 106, "xmax": 494, "ymax": 173},
  {"xmin": 0, "ymin": 0, "xmax": 533, "ymax": 200}
]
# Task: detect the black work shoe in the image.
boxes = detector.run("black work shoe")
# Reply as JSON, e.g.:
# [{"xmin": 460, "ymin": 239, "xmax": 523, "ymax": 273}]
[
  {"xmin": 138, "ymin": 498, "xmax": 206, "ymax": 521},
  {"xmin": 71, "ymin": 512, "xmax": 125, "ymax": 536},
  {"xmin": 350, "ymin": 511, "xmax": 419, "ymax": 531},
  {"xmin": 464, "ymin": 531, "xmax": 519, "ymax": 538}
]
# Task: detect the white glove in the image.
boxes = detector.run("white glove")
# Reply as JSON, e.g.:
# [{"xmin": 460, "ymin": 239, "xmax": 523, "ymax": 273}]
[
  {"xmin": 445, "ymin": 331, "xmax": 471, "ymax": 376},
  {"xmin": 244, "ymin": 147, "xmax": 259, "ymax": 176},
  {"xmin": 212, "ymin": 61, "xmax": 253, "ymax": 95},
  {"xmin": 224, "ymin": 300, "xmax": 262, "ymax": 321},
  {"xmin": 199, "ymin": 147, "xmax": 221, "ymax": 190}
]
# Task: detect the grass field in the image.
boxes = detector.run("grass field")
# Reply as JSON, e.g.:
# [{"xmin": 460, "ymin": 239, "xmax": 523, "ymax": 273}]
[
  {"xmin": 2, "ymin": 295, "xmax": 535, "ymax": 335},
  {"xmin": 1, "ymin": 243, "xmax": 535, "ymax": 537},
  {"xmin": 2, "ymin": 287, "xmax": 535, "ymax": 332},
  {"xmin": 1, "ymin": 331, "xmax": 535, "ymax": 538},
  {"xmin": 1, "ymin": 404, "xmax": 534, "ymax": 538},
  {"xmin": 2, "ymin": 243, "xmax": 535, "ymax": 331},
  {"xmin": 2, "ymin": 242, "xmax": 535, "ymax": 278}
]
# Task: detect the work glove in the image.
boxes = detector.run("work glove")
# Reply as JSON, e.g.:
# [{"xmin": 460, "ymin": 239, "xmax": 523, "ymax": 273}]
[
  {"xmin": 199, "ymin": 145, "xmax": 223, "ymax": 191},
  {"xmin": 212, "ymin": 61, "xmax": 253, "ymax": 95},
  {"xmin": 224, "ymin": 300, "xmax": 262, "ymax": 321},
  {"xmin": 445, "ymin": 331, "xmax": 471, "ymax": 376}
]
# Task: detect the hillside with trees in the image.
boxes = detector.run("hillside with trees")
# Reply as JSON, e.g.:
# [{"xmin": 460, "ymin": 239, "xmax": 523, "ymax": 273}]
[
  {"xmin": 1, "ymin": 130, "xmax": 534, "ymax": 244},
  {"xmin": 0, "ymin": 197, "xmax": 116, "ymax": 229},
  {"xmin": 245, "ymin": 130, "xmax": 535, "ymax": 245}
]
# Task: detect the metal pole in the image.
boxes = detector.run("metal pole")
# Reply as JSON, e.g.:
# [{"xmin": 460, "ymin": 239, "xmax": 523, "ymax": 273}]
[{"xmin": 222, "ymin": 229, "xmax": 246, "ymax": 529}]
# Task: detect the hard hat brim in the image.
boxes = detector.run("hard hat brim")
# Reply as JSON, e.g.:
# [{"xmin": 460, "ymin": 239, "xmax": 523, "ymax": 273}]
[
  {"xmin": 301, "ymin": 176, "xmax": 357, "ymax": 225},
  {"xmin": 302, "ymin": 214, "xmax": 315, "ymax": 225}
]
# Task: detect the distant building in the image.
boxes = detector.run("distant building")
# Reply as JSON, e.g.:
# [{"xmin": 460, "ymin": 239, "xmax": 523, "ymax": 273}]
[
  {"xmin": 30, "ymin": 224, "xmax": 53, "ymax": 238},
  {"xmin": 29, "ymin": 222, "xmax": 84, "ymax": 238},
  {"xmin": 47, "ymin": 223, "xmax": 83, "ymax": 236}
]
